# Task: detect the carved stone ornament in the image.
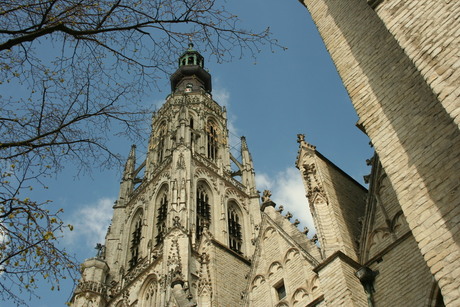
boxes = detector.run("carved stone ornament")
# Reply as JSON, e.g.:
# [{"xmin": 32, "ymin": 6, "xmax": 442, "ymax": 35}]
[
  {"xmin": 177, "ymin": 153, "xmax": 186, "ymax": 170},
  {"xmin": 261, "ymin": 190, "xmax": 272, "ymax": 203},
  {"xmin": 173, "ymin": 216, "xmax": 182, "ymax": 228},
  {"xmin": 311, "ymin": 234, "xmax": 318, "ymax": 243},
  {"xmin": 302, "ymin": 162, "xmax": 327, "ymax": 203},
  {"xmin": 297, "ymin": 134, "xmax": 305, "ymax": 143},
  {"xmin": 197, "ymin": 252, "xmax": 212, "ymax": 295},
  {"xmin": 303, "ymin": 227, "xmax": 309, "ymax": 235}
]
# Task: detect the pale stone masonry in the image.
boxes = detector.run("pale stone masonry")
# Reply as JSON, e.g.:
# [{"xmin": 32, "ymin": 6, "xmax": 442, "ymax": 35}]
[
  {"xmin": 71, "ymin": 38, "xmax": 450, "ymax": 306},
  {"xmin": 296, "ymin": 136, "xmax": 367, "ymax": 261},
  {"xmin": 297, "ymin": 0, "xmax": 460, "ymax": 305},
  {"xmin": 296, "ymin": 135, "xmax": 438, "ymax": 306}
]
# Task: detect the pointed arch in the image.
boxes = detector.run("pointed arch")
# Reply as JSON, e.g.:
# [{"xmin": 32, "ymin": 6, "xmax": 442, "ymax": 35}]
[
  {"xmin": 391, "ymin": 210, "xmax": 407, "ymax": 233},
  {"xmin": 251, "ymin": 275, "xmax": 266, "ymax": 290},
  {"xmin": 196, "ymin": 181, "xmax": 213, "ymax": 241},
  {"xmin": 156, "ymin": 121, "xmax": 167, "ymax": 163},
  {"xmin": 206, "ymin": 118, "xmax": 219, "ymax": 161},
  {"xmin": 284, "ymin": 247, "xmax": 300, "ymax": 264},
  {"xmin": 263, "ymin": 226, "xmax": 276, "ymax": 241},
  {"xmin": 309, "ymin": 274, "xmax": 320, "ymax": 293},
  {"xmin": 155, "ymin": 183, "xmax": 169, "ymax": 246},
  {"xmin": 128, "ymin": 208, "xmax": 143, "ymax": 269},
  {"xmin": 227, "ymin": 200, "xmax": 243, "ymax": 254},
  {"xmin": 292, "ymin": 288, "xmax": 310, "ymax": 306},
  {"xmin": 140, "ymin": 274, "xmax": 160, "ymax": 307},
  {"xmin": 367, "ymin": 227, "xmax": 391, "ymax": 254},
  {"xmin": 268, "ymin": 261, "xmax": 283, "ymax": 277}
]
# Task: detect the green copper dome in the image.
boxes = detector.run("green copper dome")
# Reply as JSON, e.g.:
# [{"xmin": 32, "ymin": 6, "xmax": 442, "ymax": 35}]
[{"xmin": 178, "ymin": 43, "xmax": 204, "ymax": 68}]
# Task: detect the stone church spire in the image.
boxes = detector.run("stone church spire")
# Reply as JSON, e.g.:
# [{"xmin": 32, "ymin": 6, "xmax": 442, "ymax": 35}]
[{"xmin": 71, "ymin": 45, "xmax": 261, "ymax": 307}]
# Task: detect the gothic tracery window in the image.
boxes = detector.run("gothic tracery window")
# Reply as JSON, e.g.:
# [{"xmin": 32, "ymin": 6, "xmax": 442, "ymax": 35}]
[
  {"xmin": 228, "ymin": 202, "xmax": 243, "ymax": 253},
  {"xmin": 196, "ymin": 185, "xmax": 211, "ymax": 241},
  {"xmin": 156, "ymin": 192, "xmax": 168, "ymax": 245},
  {"xmin": 129, "ymin": 210, "xmax": 143, "ymax": 269},
  {"xmin": 144, "ymin": 280, "xmax": 158, "ymax": 306},
  {"xmin": 206, "ymin": 120, "xmax": 218, "ymax": 161}
]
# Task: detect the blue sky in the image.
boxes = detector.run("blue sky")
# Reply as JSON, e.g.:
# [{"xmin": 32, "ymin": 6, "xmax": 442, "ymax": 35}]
[{"xmin": 5, "ymin": 0, "xmax": 373, "ymax": 306}]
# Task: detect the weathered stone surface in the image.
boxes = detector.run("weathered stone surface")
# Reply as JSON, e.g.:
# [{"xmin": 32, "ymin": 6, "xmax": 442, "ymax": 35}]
[{"xmin": 297, "ymin": 0, "xmax": 459, "ymax": 305}]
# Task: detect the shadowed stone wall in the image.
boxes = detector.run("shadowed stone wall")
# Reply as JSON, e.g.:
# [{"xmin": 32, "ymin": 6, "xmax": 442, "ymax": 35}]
[{"xmin": 297, "ymin": 0, "xmax": 460, "ymax": 305}]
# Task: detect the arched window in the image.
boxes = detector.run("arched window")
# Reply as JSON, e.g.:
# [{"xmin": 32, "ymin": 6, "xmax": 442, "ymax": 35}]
[
  {"xmin": 156, "ymin": 192, "xmax": 168, "ymax": 245},
  {"xmin": 190, "ymin": 117, "xmax": 195, "ymax": 149},
  {"xmin": 196, "ymin": 185, "xmax": 211, "ymax": 241},
  {"xmin": 157, "ymin": 124, "xmax": 166, "ymax": 163},
  {"xmin": 228, "ymin": 202, "xmax": 243, "ymax": 253},
  {"xmin": 206, "ymin": 120, "xmax": 218, "ymax": 161},
  {"xmin": 129, "ymin": 210, "xmax": 143, "ymax": 269},
  {"xmin": 140, "ymin": 276, "xmax": 159, "ymax": 307},
  {"xmin": 144, "ymin": 280, "xmax": 158, "ymax": 306}
]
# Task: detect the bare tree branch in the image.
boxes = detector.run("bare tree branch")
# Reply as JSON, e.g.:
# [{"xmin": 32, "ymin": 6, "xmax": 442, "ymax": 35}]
[{"xmin": 0, "ymin": 0, "xmax": 282, "ymax": 304}]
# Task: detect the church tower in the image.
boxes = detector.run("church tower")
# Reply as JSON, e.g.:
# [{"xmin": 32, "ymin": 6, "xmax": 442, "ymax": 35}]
[{"xmin": 71, "ymin": 44, "xmax": 261, "ymax": 307}]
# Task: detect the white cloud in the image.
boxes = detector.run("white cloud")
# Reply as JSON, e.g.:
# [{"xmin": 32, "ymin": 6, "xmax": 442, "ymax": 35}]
[
  {"xmin": 65, "ymin": 198, "xmax": 114, "ymax": 249},
  {"xmin": 256, "ymin": 167, "xmax": 315, "ymax": 234},
  {"xmin": 255, "ymin": 173, "xmax": 272, "ymax": 190}
]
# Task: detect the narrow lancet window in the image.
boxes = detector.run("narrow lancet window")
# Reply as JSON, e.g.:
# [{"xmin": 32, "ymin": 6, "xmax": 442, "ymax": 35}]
[
  {"xmin": 129, "ymin": 212, "xmax": 143, "ymax": 268},
  {"xmin": 228, "ymin": 203, "xmax": 242, "ymax": 253},
  {"xmin": 190, "ymin": 117, "xmax": 195, "ymax": 150},
  {"xmin": 157, "ymin": 125, "xmax": 166, "ymax": 163},
  {"xmin": 196, "ymin": 186, "xmax": 211, "ymax": 241},
  {"xmin": 156, "ymin": 193, "xmax": 168, "ymax": 245},
  {"xmin": 207, "ymin": 121, "xmax": 218, "ymax": 161}
]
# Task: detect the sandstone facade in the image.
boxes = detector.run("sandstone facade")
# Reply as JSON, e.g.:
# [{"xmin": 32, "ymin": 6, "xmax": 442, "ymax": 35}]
[
  {"xmin": 70, "ymin": 8, "xmax": 455, "ymax": 302},
  {"xmin": 297, "ymin": 0, "xmax": 459, "ymax": 305}
]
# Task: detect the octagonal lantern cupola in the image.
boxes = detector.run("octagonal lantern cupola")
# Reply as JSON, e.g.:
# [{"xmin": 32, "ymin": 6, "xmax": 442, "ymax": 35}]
[
  {"xmin": 178, "ymin": 43, "xmax": 204, "ymax": 68},
  {"xmin": 170, "ymin": 43, "xmax": 212, "ymax": 94}
]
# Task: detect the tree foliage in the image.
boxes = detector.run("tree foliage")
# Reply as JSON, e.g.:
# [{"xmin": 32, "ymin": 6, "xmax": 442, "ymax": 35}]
[{"xmin": 0, "ymin": 0, "xmax": 278, "ymax": 304}]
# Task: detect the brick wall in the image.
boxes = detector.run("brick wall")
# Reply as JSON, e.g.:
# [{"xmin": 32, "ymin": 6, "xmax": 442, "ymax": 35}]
[
  {"xmin": 314, "ymin": 152, "xmax": 367, "ymax": 260},
  {"xmin": 297, "ymin": 141, "xmax": 367, "ymax": 261},
  {"xmin": 246, "ymin": 208, "xmax": 323, "ymax": 306},
  {"xmin": 298, "ymin": 0, "xmax": 460, "ymax": 304},
  {"xmin": 374, "ymin": 0, "xmax": 460, "ymax": 127},
  {"xmin": 370, "ymin": 236, "xmax": 434, "ymax": 306},
  {"xmin": 314, "ymin": 253, "xmax": 367, "ymax": 306},
  {"xmin": 211, "ymin": 241, "xmax": 250, "ymax": 307}
]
